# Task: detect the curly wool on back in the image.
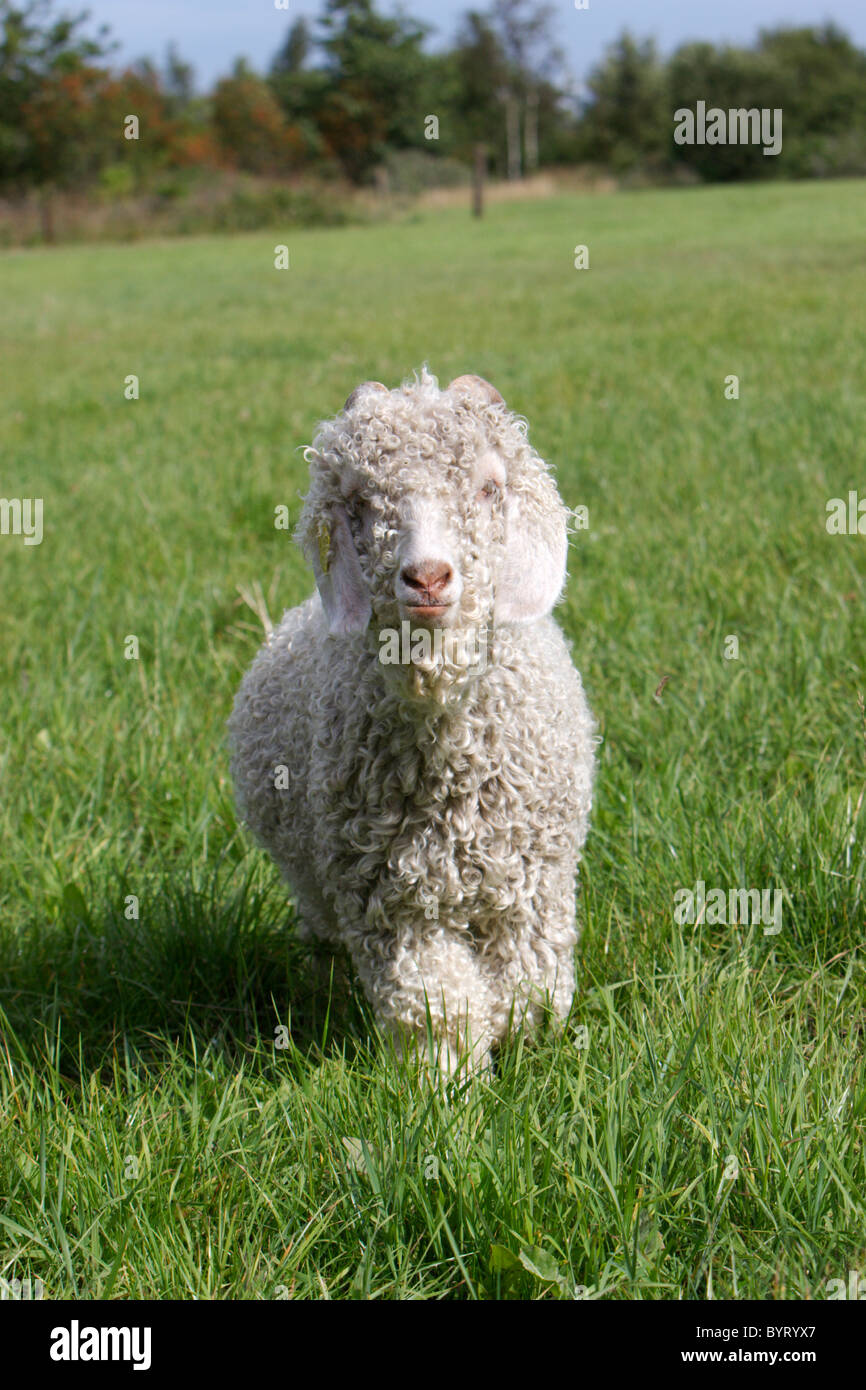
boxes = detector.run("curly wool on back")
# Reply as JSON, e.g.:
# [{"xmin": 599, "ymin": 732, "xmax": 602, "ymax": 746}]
[{"xmin": 228, "ymin": 368, "xmax": 596, "ymax": 1072}]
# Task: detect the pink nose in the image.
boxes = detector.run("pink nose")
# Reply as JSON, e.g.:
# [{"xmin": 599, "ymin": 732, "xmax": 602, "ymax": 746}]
[{"xmin": 400, "ymin": 561, "xmax": 453, "ymax": 602}]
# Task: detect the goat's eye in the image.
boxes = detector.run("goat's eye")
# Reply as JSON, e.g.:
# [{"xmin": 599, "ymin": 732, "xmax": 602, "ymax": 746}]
[
  {"xmin": 343, "ymin": 496, "xmax": 369, "ymax": 543},
  {"xmin": 478, "ymin": 478, "xmax": 501, "ymax": 502}
]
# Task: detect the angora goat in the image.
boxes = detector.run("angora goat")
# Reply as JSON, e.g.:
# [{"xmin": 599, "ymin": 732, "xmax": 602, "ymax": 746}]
[{"xmin": 228, "ymin": 369, "xmax": 595, "ymax": 1072}]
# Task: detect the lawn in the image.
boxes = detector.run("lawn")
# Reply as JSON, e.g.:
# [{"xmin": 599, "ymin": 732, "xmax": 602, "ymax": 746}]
[{"xmin": 0, "ymin": 178, "xmax": 864, "ymax": 1300}]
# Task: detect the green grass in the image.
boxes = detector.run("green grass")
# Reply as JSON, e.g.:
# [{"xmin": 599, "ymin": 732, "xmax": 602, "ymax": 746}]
[{"xmin": 0, "ymin": 179, "xmax": 864, "ymax": 1300}]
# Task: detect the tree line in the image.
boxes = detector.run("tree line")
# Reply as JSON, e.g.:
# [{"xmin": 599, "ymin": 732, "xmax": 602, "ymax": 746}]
[{"xmin": 2, "ymin": 0, "xmax": 865, "ymax": 227}]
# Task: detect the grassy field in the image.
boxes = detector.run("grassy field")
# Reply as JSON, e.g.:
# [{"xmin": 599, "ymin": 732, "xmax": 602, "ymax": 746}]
[{"xmin": 0, "ymin": 179, "xmax": 864, "ymax": 1301}]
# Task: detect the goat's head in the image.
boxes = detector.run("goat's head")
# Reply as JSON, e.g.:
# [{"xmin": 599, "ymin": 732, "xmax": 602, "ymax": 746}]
[{"xmin": 296, "ymin": 369, "xmax": 569, "ymax": 666}]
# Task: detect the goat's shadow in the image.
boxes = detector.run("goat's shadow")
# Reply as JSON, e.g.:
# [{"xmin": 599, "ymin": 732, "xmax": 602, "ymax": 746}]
[{"xmin": 0, "ymin": 871, "xmax": 372, "ymax": 1077}]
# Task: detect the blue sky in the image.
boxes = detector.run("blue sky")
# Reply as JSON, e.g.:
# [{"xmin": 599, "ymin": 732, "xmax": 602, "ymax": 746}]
[{"xmin": 78, "ymin": 1, "xmax": 866, "ymax": 91}]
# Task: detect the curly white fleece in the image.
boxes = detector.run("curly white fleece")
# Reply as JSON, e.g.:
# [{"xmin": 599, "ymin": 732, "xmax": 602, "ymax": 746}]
[{"xmin": 228, "ymin": 369, "xmax": 596, "ymax": 1071}]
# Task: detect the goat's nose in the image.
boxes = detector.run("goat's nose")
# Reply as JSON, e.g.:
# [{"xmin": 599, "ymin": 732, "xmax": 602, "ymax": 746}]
[{"xmin": 400, "ymin": 561, "xmax": 453, "ymax": 599}]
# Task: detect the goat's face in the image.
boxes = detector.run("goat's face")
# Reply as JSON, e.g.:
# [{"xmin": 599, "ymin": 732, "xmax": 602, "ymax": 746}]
[
  {"xmin": 298, "ymin": 373, "xmax": 569, "ymax": 648},
  {"xmin": 335, "ymin": 437, "xmax": 510, "ymax": 635}
]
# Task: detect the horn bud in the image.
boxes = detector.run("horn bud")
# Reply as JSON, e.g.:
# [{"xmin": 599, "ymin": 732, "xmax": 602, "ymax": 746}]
[
  {"xmin": 344, "ymin": 381, "xmax": 389, "ymax": 411},
  {"xmin": 448, "ymin": 374, "xmax": 504, "ymax": 406}
]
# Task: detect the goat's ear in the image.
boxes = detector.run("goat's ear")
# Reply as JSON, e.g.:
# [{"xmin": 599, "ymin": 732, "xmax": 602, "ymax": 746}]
[
  {"xmin": 495, "ymin": 491, "xmax": 567, "ymax": 624},
  {"xmin": 309, "ymin": 505, "xmax": 371, "ymax": 636}
]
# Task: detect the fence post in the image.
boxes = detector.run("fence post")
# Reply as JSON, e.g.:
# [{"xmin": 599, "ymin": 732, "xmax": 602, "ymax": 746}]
[{"xmin": 472, "ymin": 144, "xmax": 486, "ymax": 218}]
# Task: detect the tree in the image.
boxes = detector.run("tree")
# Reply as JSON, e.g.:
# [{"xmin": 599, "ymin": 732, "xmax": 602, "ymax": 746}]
[
  {"xmin": 162, "ymin": 42, "xmax": 194, "ymax": 114},
  {"xmin": 487, "ymin": 0, "xmax": 563, "ymax": 177},
  {"xmin": 578, "ymin": 32, "xmax": 668, "ymax": 172},
  {"xmin": 0, "ymin": 0, "xmax": 115, "ymax": 237},
  {"xmin": 450, "ymin": 12, "xmax": 507, "ymax": 164},
  {"xmin": 268, "ymin": 17, "xmax": 330, "ymax": 166},
  {"xmin": 96, "ymin": 65, "xmax": 203, "ymax": 184},
  {"xmin": 667, "ymin": 40, "xmax": 786, "ymax": 181},
  {"xmin": 757, "ymin": 24, "xmax": 866, "ymax": 134},
  {"xmin": 271, "ymin": 17, "xmax": 312, "ymax": 77},
  {"xmin": 755, "ymin": 25, "xmax": 866, "ymax": 176},
  {"xmin": 212, "ymin": 59, "xmax": 301, "ymax": 174},
  {"xmin": 315, "ymin": 0, "xmax": 433, "ymax": 181}
]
